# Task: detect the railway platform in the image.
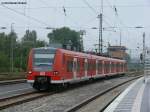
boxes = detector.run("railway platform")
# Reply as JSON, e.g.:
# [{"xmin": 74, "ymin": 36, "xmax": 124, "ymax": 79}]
[{"xmin": 104, "ymin": 77, "xmax": 150, "ymax": 112}]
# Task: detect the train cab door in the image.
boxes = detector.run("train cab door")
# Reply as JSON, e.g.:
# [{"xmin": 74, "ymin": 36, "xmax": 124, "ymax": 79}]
[
  {"xmin": 84, "ymin": 59, "xmax": 88, "ymax": 78},
  {"xmin": 73, "ymin": 58, "xmax": 77, "ymax": 80}
]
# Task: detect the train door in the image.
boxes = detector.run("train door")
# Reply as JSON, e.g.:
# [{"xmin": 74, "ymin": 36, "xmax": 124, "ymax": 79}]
[
  {"xmin": 84, "ymin": 59, "xmax": 88, "ymax": 78},
  {"xmin": 114, "ymin": 62, "xmax": 117, "ymax": 73},
  {"xmin": 111, "ymin": 62, "xmax": 113, "ymax": 73},
  {"xmin": 73, "ymin": 58, "xmax": 77, "ymax": 80},
  {"xmin": 102, "ymin": 61, "xmax": 104, "ymax": 75},
  {"xmin": 109, "ymin": 61, "xmax": 111, "ymax": 73},
  {"xmin": 98, "ymin": 60, "xmax": 103, "ymax": 75},
  {"xmin": 96, "ymin": 60, "xmax": 98, "ymax": 76},
  {"xmin": 123, "ymin": 63, "xmax": 124, "ymax": 72}
]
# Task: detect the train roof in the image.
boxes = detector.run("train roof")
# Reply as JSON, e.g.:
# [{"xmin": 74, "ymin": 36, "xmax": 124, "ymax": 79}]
[
  {"xmin": 57, "ymin": 48, "xmax": 126, "ymax": 63},
  {"xmin": 32, "ymin": 47, "xmax": 125, "ymax": 63},
  {"xmin": 33, "ymin": 47, "xmax": 57, "ymax": 50}
]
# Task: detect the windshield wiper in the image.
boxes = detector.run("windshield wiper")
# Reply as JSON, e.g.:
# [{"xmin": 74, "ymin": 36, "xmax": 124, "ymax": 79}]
[{"xmin": 35, "ymin": 63, "xmax": 51, "ymax": 66}]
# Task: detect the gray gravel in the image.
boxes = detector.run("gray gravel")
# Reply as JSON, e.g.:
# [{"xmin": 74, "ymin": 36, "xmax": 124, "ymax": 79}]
[
  {"xmin": 1, "ymin": 76, "xmax": 135, "ymax": 112},
  {"xmin": 0, "ymin": 83, "xmax": 34, "ymax": 99}
]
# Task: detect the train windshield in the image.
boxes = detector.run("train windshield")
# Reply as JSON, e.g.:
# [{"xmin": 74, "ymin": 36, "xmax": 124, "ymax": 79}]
[{"xmin": 33, "ymin": 48, "xmax": 56, "ymax": 71}]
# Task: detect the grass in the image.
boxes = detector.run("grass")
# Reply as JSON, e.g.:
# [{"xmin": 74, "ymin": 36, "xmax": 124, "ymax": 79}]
[{"xmin": 0, "ymin": 72, "xmax": 26, "ymax": 81}]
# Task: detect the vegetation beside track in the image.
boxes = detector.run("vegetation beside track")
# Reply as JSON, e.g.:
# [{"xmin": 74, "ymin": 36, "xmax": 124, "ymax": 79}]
[
  {"xmin": 0, "ymin": 72, "xmax": 26, "ymax": 81},
  {"xmin": 126, "ymin": 70, "xmax": 143, "ymax": 77}
]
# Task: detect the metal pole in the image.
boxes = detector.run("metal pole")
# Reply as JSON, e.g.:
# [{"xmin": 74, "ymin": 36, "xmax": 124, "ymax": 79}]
[
  {"xmin": 11, "ymin": 23, "xmax": 14, "ymax": 72},
  {"xmin": 100, "ymin": 13, "xmax": 103, "ymax": 53},
  {"xmin": 98, "ymin": 0, "xmax": 103, "ymax": 54},
  {"xmin": 120, "ymin": 30, "xmax": 122, "ymax": 46},
  {"xmin": 143, "ymin": 32, "xmax": 146, "ymax": 83}
]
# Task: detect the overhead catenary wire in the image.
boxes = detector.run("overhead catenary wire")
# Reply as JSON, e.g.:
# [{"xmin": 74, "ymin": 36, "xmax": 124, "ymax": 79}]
[
  {"xmin": 81, "ymin": 0, "xmax": 98, "ymax": 14},
  {"xmin": 0, "ymin": 4, "xmax": 50, "ymax": 26},
  {"xmin": 0, "ymin": 4, "xmax": 149, "ymax": 10},
  {"xmin": 37, "ymin": 0, "xmax": 49, "ymax": 7}
]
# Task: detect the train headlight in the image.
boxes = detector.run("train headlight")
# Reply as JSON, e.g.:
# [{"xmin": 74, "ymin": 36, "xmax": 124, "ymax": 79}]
[
  {"xmin": 28, "ymin": 71, "xmax": 32, "ymax": 74},
  {"xmin": 53, "ymin": 71, "xmax": 59, "ymax": 75}
]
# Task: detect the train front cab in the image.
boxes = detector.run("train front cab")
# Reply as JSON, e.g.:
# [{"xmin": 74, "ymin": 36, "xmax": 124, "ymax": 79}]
[{"xmin": 27, "ymin": 47, "xmax": 62, "ymax": 90}]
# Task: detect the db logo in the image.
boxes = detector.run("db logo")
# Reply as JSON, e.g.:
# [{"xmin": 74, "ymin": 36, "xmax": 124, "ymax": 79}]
[{"xmin": 40, "ymin": 72, "xmax": 45, "ymax": 76}]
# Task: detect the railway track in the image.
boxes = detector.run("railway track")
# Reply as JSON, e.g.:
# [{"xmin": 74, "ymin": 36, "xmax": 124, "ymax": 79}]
[
  {"xmin": 0, "ymin": 79, "xmax": 26, "ymax": 85},
  {"xmin": 0, "ymin": 91, "xmax": 55, "ymax": 110},
  {"xmin": 0, "ymin": 75, "xmax": 142, "ymax": 111},
  {"xmin": 65, "ymin": 75, "xmax": 142, "ymax": 112}
]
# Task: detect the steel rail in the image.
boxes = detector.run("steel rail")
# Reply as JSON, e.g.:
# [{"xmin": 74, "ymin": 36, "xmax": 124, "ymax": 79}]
[
  {"xmin": 0, "ymin": 79, "xmax": 26, "ymax": 85},
  {"xmin": 0, "ymin": 74, "xmax": 142, "ymax": 111},
  {"xmin": 65, "ymin": 75, "xmax": 142, "ymax": 112},
  {"xmin": 0, "ymin": 91, "xmax": 55, "ymax": 110}
]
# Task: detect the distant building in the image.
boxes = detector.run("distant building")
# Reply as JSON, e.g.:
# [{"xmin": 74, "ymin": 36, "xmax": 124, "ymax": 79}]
[{"xmin": 107, "ymin": 46, "xmax": 128, "ymax": 59}]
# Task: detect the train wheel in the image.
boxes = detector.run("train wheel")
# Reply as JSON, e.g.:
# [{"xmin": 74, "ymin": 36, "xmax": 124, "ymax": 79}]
[{"xmin": 33, "ymin": 82, "xmax": 50, "ymax": 91}]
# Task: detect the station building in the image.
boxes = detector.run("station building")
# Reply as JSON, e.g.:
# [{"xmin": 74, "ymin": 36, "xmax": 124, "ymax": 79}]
[{"xmin": 107, "ymin": 45, "xmax": 128, "ymax": 59}]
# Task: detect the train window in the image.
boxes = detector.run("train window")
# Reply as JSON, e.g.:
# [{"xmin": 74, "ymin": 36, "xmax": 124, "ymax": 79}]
[
  {"xmin": 67, "ymin": 61, "xmax": 73, "ymax": 72},
  {"xmin": 62, "ymin": 54, "xmax": 65, "ymax": 65},
  {"xmin": 111, "ymin": 62, "xmax": 113, "ymax": 68},
  {"xmin": 33, "ymin": 48, "xmax": 56, "ymax": 71},
  {"xmin": 103, "ymin": 62, "xmax": 105, "ymax": 70},
  {"xmin": 96, "ymin": 60, "xmax": 98, "ymax": 71},
  {"xmin": 98, "ymin": 61, "xmax": 102, "ymax": 71},
  {"xmin": 84, "ymin": 61, "xmax": 88, "ymax": 71},
  {"xmin": 107, "ymin": 62, "xmax": 110, "ymax": 72},
  {"xmin": 92, "ymin": 61, "xmax": 96, "ymax": 70},
  {"xmin": 110, "ymin": 62, "xmax": 112, "ymax": 70},
  {"xmin": 88, "ymin": 61, "xmax": 91, "ymax": 71},
  {"xmin": 106, "ymin": 63, "xmax": 109, "ymax": 71},
  {"xmin": 77, "ymin": 61, "xmax": 80, "ymax": 72}
]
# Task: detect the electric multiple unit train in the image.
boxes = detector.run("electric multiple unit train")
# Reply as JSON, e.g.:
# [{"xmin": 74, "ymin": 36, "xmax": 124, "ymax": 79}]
[{"xmin": 27, "ymin": 47, "xmax": 127, "ymax": 90}]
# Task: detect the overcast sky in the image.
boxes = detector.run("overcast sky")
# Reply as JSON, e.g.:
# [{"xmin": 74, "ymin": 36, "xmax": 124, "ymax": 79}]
[{"xmin": 0, "ymin": 0, "xmax": 150, "ymax": 57}]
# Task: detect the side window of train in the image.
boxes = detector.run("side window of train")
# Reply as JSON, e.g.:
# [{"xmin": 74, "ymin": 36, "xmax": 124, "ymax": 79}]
[
  {"xmin": 84, "ymin": 59, "xmax": 88, "ymax": 71},
  {"xmin": 93, "ymin": 60, "xmax": 96, "ymax": 70},
  {"xmin": 110, "ymin": 62, "xmax": 111, "ymax": 70},
  {"xmin": 103, "ymin": 62, "xmax": 105, "ymax": 70},
  {"xmin": 96, "ymin": 60, "xmax": 98, "ymax": 70},
  {"xmin": 107, "ymin": 62, "xmax": 109, "ymax": 69},
  {"xmin": 88, "ymin": 61, "xmax": 90, "ymax": 71},
  {"xmin": 67, "ymin": 60, "xmax": 73, "ymax": 72},
  {"xmin": 62, "ymin": 54, "xmax": 65, "ymax": 65},
  {"xmin": 117, "ymin": 63, "xmax": 119, "ymax": 70},
  {"xmin": 113, "ymin": 62, "xmax": 115, "ymax": 69},
  {"xmin": 107, "ymin": 62, "xmax": 109, "ymax": 70},
  {"xmin": 98, "ymin": 61, "xmax": 102, "ymax": 71},
  {"xmin": 77, "ymin": 60, "xmax": 80, "ymax": 72}
]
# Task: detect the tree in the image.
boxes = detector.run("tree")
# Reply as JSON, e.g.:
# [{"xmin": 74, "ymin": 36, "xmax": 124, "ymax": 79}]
[
  {"xmin": 0, "ymin": 52, "xmax": 9, "ymax": 72},
  {"xmin": 0, "ymin": 30, "xmax": 47, "ymax": 72},
  {"xmin": 47, "ymin": 27, "xmax": 84, "ymax": 51},
  {"xmin": 21, "ymin": 30, "xmax": 46, "ymax": 70},
  {"xmin": 0, "ymin": 32, "xmax": 18, "ymax": 72}
]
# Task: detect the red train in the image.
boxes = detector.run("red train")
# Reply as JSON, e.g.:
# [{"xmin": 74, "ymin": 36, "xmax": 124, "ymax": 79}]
[{"xmin": 27, "ymin": 47, "xmax": 127, "ymax": 90}]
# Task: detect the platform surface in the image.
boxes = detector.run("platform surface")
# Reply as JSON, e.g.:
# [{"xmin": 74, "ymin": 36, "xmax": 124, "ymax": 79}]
[{"xmin": 104, "ymin": 77, "xmax": 150, "ymax": 112}]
